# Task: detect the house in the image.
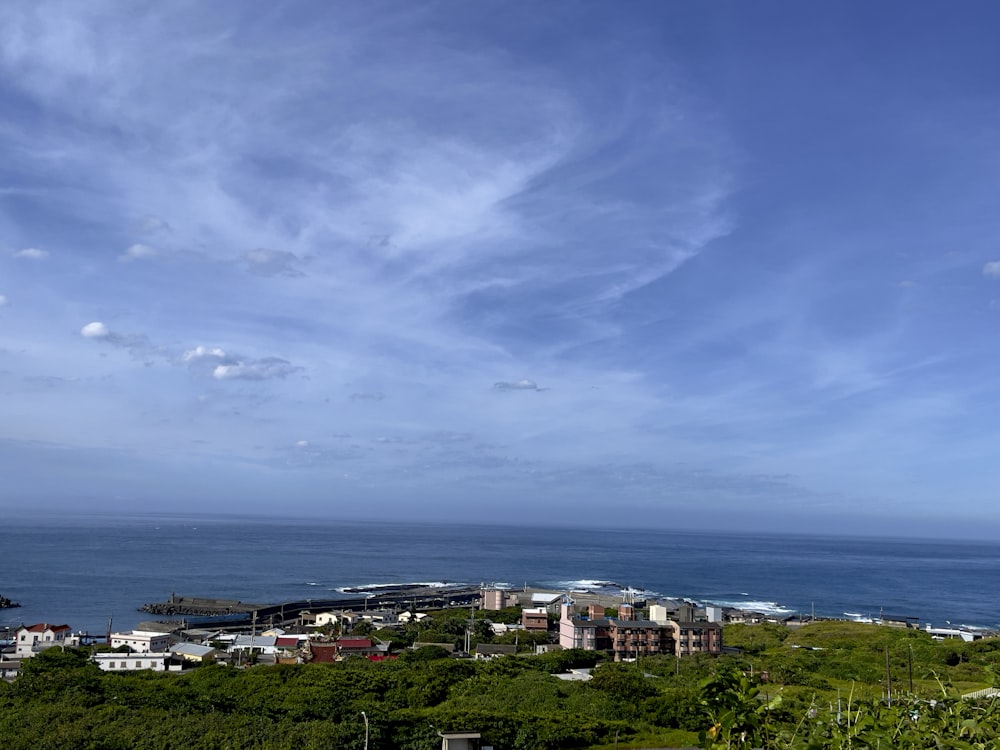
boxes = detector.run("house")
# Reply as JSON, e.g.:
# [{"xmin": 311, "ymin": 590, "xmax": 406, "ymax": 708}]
[
  {"xmin": 15, "ymin": 623, "xmax": 72, "ymax": 658},
  {"xmin": 336, "ymin": 637, "xmax": 390, "ymax": 658},
  {"xmin": 359, "ymin": 609, "xmax": 398, "ymax": 626},
  {"xmin": 475, "ymin": 643, "xmax": 517, "ymax": 659},
  {"xmin": 110, "ymin": 630, "xmax": 173, "ymax": 653},
  {"xmin": 0, "ymin": 659, "xmax": 21, "ymax": 680},
  {"xmin": 489, "ymin": 622, "xmax": 525, "ymax": 636},
  {"xmin": 314, "ymin": 610, "xmax": 359, "ymax": 629},
  {"xmin": 521, "ymin": 607, "xmax": 548, "ymax": 631},
  {"xmin": 93, "ymin": 652, "xmax": 174, "ymax": 672},
  {"xmin": 530, "ymin": 591, "xmax": 564, "ymax": 613},
  {"xmin": 170, "ymin": 643, "xmax": 218, "ymax": 663},
  {"xmin": 412, "ymin": 642, "xmax": 457, "ymax": 654},
  {"xmin": 231, "ymin": 635, "xmax": 278, "ymax": 654},
  {"xmin": 398, "ymin": 611, "xmax": 428, "ymax": 624}
]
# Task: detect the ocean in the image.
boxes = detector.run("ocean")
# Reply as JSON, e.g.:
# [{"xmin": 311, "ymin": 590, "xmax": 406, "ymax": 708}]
[{"xmin": 2, "ymin": 514, "xmax": 998, "ymax": 636}]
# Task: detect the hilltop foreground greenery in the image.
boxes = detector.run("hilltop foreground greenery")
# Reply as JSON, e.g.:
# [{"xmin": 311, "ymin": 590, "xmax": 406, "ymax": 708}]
[{"xmin": 4, "ymin": 621, "xmax": 1000, "ymax": 748}]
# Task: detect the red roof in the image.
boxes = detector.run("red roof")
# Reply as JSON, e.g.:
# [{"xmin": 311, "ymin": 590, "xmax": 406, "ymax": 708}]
[
  {"xmin": 309, "ymin": 643, "xmax": 338, "ymax": 663},
  {"xmin": 22, "ymin": 623, "xmax": 71, "ymax": 633},
  {"xmin": 337, "ymin": 638, "xmax": 373, "ymax": 649},
  {"xmin": 275, "ymin": 637, "xmax": 299, "ymax": 648}
]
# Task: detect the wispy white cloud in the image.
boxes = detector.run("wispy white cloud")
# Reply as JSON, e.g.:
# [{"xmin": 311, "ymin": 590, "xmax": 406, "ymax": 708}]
[
  {"xmin": 493, "ymin": 379, "xmax": 546, "ymax": 392},
  {"xmin": 14, "ymin": 247, "xmax": 48, "ymax": 259},
  {"xmin": 6, "ymin": 1, "xmax": 997, "ymax": 531},
  {"xmin": 212, "ymin": 358, "xmax": 301, "ymax": 381}
]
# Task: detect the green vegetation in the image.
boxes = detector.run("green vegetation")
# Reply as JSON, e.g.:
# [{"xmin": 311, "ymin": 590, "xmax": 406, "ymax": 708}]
[{"xmin": 3, "ymin": 620, "xmax": 1000, "ymax": 748}]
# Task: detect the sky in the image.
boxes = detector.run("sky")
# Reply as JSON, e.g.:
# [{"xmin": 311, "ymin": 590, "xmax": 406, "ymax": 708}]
[{"xmin": 2, "ymin": 1, "xmax": 1000, "ymax": 537}]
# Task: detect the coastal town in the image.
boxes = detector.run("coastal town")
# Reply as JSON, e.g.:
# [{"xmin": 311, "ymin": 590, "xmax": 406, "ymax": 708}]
[{"xmin": 1, "ymin": 583, "xmax": 987, "ymax": 682}]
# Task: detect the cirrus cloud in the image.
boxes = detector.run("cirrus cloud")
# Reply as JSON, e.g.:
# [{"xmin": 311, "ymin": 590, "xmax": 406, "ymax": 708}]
[
  {"xmin": 15, "ymin": 247, "xmax": 49, "ymax": 260},
  {"xmin": 212, "ymin": 357, "xmax": 301, "ymax": 381},
  {"xmin": 493, "ymin": 379, "xmax": 546, "ymax": 391}
]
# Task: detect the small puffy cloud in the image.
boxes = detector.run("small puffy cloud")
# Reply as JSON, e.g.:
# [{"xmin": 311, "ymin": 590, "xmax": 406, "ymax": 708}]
[
  {"xmin": 983, "ymin": 261, "xmax": 1000, "ymax": 278},
  {"xmin": 241, "ymin": 248, "xmax": 304, "ymax": 277},
  {"xmin": 494, "ymin": 379, "xmax": 545, "ymax": 391},
  {"xmin": 15, "ymin": 247, "xmax": 48, "ymax": 259},
  {"xmin": 295, "ymin": 440, "xmax": 310, "ymax": 448},
  {"xmin": 0, "ymin": 294, "xmax": 7, "ymax": 307},
  {"xmin": 119, "ymin": 243, "xmax": 157, "ymax": 262},
  {"xmin": 350, "ymin": 391, "xmax": 385, "ymax": 401},
  {"xmin": 182, "ymin": 345, "xmax": 228, "ymax": 362},
  {"xmin": 212, "ymin": 357, "xmax": 301, "ymax": 381},
  {"xmin": 80, "ymin": 321, "xmax": 110, "ymax": 339}
]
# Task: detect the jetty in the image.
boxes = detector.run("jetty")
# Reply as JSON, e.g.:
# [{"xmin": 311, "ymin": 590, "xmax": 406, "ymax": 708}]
[{"xmin": 140, "ymin": 594, "xmax": 266, "ymax": 617}]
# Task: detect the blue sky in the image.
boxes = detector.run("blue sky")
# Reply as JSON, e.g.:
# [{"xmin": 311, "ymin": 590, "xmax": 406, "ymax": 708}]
[{"xmin": 2, "ymin": 1, "xmax": 1000, "ymax": 536}]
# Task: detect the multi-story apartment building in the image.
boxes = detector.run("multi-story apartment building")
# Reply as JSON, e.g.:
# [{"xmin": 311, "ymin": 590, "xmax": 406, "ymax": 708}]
[{"xmin": 559, "ymin": 602, "xmax": 721, "ymax": 660}]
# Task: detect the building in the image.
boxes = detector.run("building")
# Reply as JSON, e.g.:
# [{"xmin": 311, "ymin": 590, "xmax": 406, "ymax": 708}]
[
  {"xmin": 314, "ymin": 610, "xmax": 359, "ymax": 629},
  {"xmin": 0, "ymin": 659, "xmax": 21, "ymax": 680},
  {"xmin": 93, "ymin": 652, "xmax": 173, "ymax": 672},
  {"xmin": 481, "ymin": 587, "xmax": 515, "ymax": 610},
  {"xmin": 521, "ymin": 607, "xmax": 548, "ymax": 631},
  {"xmin": 664, "ymin": 620, "xmax": 723, "ymax": 656},
  {"xmin": 475, "ymin": 643, "xmax": 517, "ymax": 659},
  {"xmin": 559, "ymin": 602, "xmax": 721, "ymax": 659},
  {"xmin": 15, "ymin": 623, "xmax": 72, "ymax": 658},
  {"xmin": 110, "ymin": 630, "xmax": 173, "ymax": 653},
  {"xmin": 607, "ymin": 618, "xmax": 674, "ymax": 661},
  {"xmin": 170, "ymin": 643, "xmax": 218, "ymax": 663},
  {"xmin": 438, "ymin": 731, "xmax": 482, "ymax": 750},
  {"xmin": 558, "ymin": 603, "xmax": 613, "ymax": 651}
]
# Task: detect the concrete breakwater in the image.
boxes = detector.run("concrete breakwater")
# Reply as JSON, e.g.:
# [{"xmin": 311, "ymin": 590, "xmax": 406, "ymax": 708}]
[
  {"xmin": 139, "ymin": 585, "xmax": 482, "ymax": 629},
  {"xmin": 140, "ymin": 594, "xmax": 267, "ymax": 617}
]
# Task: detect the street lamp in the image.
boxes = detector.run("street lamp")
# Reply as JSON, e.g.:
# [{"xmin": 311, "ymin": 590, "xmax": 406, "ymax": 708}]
[{"xmin": 361, "ymin": 711, "xmax": 369, "ymax": 750}]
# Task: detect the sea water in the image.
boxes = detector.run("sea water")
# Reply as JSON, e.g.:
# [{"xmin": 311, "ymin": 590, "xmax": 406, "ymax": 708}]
[{"xmin": 2, "ymin": 514, "xmax": 998, "ymax": 635}]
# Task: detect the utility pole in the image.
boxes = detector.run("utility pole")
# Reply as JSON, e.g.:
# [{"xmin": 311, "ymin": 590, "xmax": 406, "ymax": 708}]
[
  {"xmin": 885, "ymin": 645, "xmax": 892, "ymax": 705},
  {"xmin": 361, "ymin": 711, "xmax": 369, "ymax": 750},
  {"xmin": 908, "ymin": 644, "xmax": 914, "ymax": 694}
]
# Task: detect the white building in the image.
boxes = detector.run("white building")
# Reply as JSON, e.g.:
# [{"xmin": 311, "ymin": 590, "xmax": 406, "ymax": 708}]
[
  {"xmin": 110, "ymin": 630, "xmax": 173, "ymax": 653},
  {"xmin": 315, "ymin": 610, "xmax": 359, "ymax": 628},
  {"xmin": 93, "ymin": 652, "xmax": 175, "ymax": 672},
  {"xmin": 15, "ymin": 623, "xmax": 73, "ymax": 658}
]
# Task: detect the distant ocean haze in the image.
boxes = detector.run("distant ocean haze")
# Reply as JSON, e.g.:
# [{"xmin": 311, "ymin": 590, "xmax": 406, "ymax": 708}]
[{"xmin": 2, "ymin": 515, "xmax": 998, "ymax": 634}]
